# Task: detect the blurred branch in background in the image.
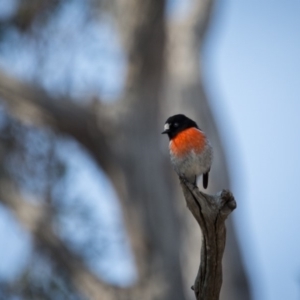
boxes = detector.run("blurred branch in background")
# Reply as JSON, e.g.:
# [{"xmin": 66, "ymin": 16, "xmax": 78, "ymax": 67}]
[
  {"xmin": 0, "ymin": 70, "xmax": 115, "ymax": 174},
  {"xmin": 0, "ymin": 178, "xmax": 114, "ymax": 300},
  {"xmin": 0, "ymin": 0, "xmax": 250, "ymax": 299}
]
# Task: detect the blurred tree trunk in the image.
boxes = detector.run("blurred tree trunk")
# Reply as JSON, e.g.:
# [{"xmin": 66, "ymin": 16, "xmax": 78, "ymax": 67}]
[
  {"xmin": 0, "ymin": 0, "xmax": 251, "ymax": 299},
  {"xmin": 163, "ymin": 1, "xmax": 251, "ymax": 299}
]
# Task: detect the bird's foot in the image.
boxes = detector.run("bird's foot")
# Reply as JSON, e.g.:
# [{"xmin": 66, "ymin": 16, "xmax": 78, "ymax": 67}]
[{"xmin": 180, "ymin": 175, "xmax": 198, "ymax": 189}]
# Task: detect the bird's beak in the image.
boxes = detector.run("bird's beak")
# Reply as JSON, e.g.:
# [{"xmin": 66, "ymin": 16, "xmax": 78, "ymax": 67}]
[{"xmin": 162, "ymin": 123, "xmax": 170, "ymax": 134}]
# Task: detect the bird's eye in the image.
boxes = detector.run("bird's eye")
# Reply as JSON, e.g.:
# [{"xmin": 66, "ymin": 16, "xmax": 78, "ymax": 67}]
[{"xmin": 173, "ymin": 123, "xmax": 179, "ymax": 127}]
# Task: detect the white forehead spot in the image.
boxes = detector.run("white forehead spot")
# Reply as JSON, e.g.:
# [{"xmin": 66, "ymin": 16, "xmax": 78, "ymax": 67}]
[{"xmin": 164, "ymin": 123, "xmax": 170, "ymax": 131}]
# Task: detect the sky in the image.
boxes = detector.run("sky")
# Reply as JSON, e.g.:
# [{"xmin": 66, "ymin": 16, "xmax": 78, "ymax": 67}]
[
  {"xmin": 204, "ymin": 1, "xmax": 300, "ymax": 299},
  {"xmin": 0, "ymin": 0, "xmax": 300, "ymax": 299}
]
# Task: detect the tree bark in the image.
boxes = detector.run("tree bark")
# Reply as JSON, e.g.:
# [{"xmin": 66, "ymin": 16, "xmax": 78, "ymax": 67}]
[{"xmin": 180, "ymin": 179, "xmax": 236, "ymax": 300}]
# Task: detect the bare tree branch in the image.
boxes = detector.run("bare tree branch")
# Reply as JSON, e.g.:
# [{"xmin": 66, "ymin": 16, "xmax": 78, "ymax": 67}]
[
  {"xmin": 0, "ymin": 172, "xmax": 178, "ymax": 300},
  {"xmin": 0, "ymin": 70, "xmax": 116, "ymax": 175},
  {"xmin": 180, "ymin": 179, "xmax": 236, "ymax": 300},
  {"xmin": 0, "ymin": 178, "xmax": 117, "ymax": 300}
]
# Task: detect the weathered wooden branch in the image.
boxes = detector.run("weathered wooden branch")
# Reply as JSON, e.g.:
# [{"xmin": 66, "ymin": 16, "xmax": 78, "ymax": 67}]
[{"xmin": 180, "ymin": 179, "xmax": 236, "ymax": 300}]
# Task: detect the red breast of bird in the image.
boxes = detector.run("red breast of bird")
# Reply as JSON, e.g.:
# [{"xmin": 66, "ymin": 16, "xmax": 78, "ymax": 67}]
[{"xmin": 169, "ymin": 127, "xmax": 213, "ymax": 185}]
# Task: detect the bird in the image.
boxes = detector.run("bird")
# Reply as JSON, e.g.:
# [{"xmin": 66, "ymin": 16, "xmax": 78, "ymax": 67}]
[{"xmin": 162, "ymin": 114, "xmax": 213, "ymax": 189}]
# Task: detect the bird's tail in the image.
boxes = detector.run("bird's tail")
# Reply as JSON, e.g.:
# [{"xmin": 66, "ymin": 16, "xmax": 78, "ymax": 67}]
[{"xmin": 203, "ymin": 172, "xmax": 209, "ymax": 189}]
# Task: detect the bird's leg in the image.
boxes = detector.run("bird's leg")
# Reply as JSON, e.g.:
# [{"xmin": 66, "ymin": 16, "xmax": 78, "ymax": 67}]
[
  {"xmin": 180, "ymin": 175, "xmax": 198, "ymax": 189},
  {"xmin": 179, "ymin": 174, "xmax": 188, "ymax": 184}
]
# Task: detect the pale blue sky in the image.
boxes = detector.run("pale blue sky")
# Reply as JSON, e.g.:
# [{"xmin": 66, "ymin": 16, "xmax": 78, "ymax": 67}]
[{"xmin": 204, "ymin": 1, "xmax": 300, "ymax": 299}]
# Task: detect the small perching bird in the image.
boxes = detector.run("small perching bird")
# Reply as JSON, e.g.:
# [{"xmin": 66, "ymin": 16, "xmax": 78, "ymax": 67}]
[{"xmin": 162, "ymin": 114, "xmax": 213, "ymax": 189}]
